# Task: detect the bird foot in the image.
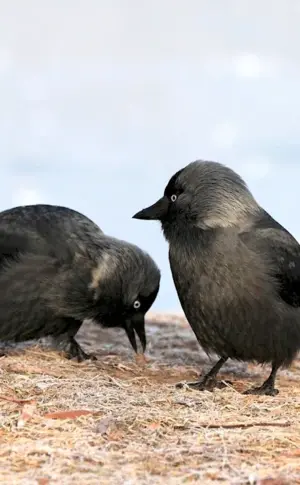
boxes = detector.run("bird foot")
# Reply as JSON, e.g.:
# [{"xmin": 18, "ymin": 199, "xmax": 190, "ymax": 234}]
[
  {"xmin": 64, "ymin": 339, "xmax": 97, "ymax": 363},
  {"xmin": 176, "ymin": 377, "xmax": 232, "ymax": 392},
  {"xmin": 243, "ymin": 384, "xmax": 279, "ymax": 396}
]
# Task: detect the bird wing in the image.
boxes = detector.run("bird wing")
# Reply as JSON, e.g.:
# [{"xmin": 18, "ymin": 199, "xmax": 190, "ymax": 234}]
[
  {"xmin": 0, "ymin": 225, "xmax": 66, "ymax": 270},
  {"xmin": 0, "ymin": 205, "xmax": 104, "ymax": 260},
  {"xmin": 239, "ymin": 211, "xmax": 300, "ymax": 308},
  {"xmin": 0, "ymin": 229, "xmax": 34, "ymax": 269},
  {"xmin": 0, "ymin": 250, "xmax": 63, "ymax": 342}
]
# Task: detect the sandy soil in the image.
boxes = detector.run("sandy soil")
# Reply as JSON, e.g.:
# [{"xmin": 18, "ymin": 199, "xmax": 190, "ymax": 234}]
[{"xmin": 0, "ymin": 313, "xmax": 299, "ymax": 484}]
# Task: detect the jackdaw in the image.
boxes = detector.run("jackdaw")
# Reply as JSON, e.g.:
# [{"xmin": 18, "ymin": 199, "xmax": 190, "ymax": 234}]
[
  {"xmin": 133, "ymin": 160, "xmax": 300, "ymax": 396},
  {"xmin": 0, "ymin": 204, "xmax": 160, "ymax": 361}
]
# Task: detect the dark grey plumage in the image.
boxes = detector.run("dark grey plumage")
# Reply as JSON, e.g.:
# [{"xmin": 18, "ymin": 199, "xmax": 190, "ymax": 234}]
[
  {"xmin": 133, "ymin": 160, "xmax": 300, "ymax": 395},
  {"xmin": 0, "ymin": 204, "xmax": 160, "ymax": 361}
]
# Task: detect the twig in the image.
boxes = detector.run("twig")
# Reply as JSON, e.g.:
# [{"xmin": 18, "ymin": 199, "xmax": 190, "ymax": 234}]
[
  {"xmin": 107, "ymin": 375, "xmax": 131, "ymax": 389},
  {"xmin": 0, "ymin": 395, "xmax": 35, "ymax": 404},
  {"xmin": 23, "ymin": 349, "xmax": 61, "ymax": 360},
  {"xmin": 175, "ymin": 421, "xmax": 291, "ymax": 430}
]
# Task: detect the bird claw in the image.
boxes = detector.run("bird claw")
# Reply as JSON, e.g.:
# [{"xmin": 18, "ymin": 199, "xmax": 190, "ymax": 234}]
[
  {"xmin": 64, "ymin": 339, "xmax": 97, "ymax": 363},
  {"xmin": 66, "ymin": 348, "xmax": 97, "ymax": 363},
  {"xmin": 243, "ymin": 385, "xmax": 279, "ymax": 396},
  {"xmin": 176, "ymin": 377, "xmax": 232, "ymax": 392}
]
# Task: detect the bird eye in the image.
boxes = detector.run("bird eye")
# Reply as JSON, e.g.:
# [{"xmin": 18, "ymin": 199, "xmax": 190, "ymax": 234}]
[
  {"xmin": 170, "ymin": 194, "xmax": 177, "ymax": 202},
  {"xmin": 133, "ymin": 300, "xmax": 141, "ymax": 309}
]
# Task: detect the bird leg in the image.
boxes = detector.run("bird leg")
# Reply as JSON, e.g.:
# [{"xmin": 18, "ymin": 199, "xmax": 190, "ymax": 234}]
[
  {"xmin": 51, "ymin": 319, "xmax": 97, "ymax": 362},
  {"xmin": 63, "ymin": 336, "xmax": 97, "ymax": 362},
  {"xmin": 176, "ymin": 357, "xmax": 230, "ymax": 391},
  {"xmin": 243, "ymin": 363, "xmax": 279, "ymax": 396}
]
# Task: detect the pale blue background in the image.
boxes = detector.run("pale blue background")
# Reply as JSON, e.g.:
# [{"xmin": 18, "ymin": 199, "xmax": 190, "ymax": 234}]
[{"xmin": 1, "ymin": 1, "xmax": 300, "ymax": 310}]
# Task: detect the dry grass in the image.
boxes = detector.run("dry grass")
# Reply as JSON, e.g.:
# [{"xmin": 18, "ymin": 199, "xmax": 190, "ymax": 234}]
[{"xmin": 0, "ymin": 313, "xmax": 300, "ymax": 485}]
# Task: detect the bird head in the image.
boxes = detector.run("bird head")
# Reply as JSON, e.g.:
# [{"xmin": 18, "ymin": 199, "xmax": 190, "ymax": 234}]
[
  {"xmin": 133, "ymin": 160, "xmax": 259, "ymax": 232},
  {"xmin": 88, "ymin": 241, "xmax": 160, "ymax": 354}
]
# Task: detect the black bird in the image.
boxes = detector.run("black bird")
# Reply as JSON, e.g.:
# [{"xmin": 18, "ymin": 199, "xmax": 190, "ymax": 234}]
[
  {"xmin": 133, "ymin": 160, "xmax": 300, "ymax": 396},
  {"xmin": 0, "ymin": 204, "xmax": 160, "ymax": 361}
]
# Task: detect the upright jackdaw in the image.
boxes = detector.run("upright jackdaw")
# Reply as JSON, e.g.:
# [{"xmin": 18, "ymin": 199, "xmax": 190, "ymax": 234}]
[
  {"xmin": 0, "ymin": 204, "xmax": 160, "ymax": 361},
  {"xmin": 133, "ymin": 160, "xmax": 300, "ymax": 396}
]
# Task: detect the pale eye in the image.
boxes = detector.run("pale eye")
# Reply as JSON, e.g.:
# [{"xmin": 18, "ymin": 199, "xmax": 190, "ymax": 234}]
[
  {"xmin": 133, "ymin": 300, "xmax": 141, "ymax": 310},
  {"xmin": 170, "ymin": 194, "xmax": 177, "ymax": 202}
]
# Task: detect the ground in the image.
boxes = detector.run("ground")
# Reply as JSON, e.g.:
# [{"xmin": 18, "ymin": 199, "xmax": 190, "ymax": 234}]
[{"xmin": 0, "ymin": 313, "xmax": 300, "ymax": 485}]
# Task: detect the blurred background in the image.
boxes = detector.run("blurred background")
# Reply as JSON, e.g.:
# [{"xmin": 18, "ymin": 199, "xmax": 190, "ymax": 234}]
[{"xmin": 1, "ymin": 1, "xmax": 300, "ymax": 311}]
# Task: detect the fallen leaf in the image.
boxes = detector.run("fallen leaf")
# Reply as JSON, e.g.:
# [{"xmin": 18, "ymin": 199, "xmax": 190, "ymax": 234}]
[
  {"xmin": 147, "ymin": 421, "xmax": 161, "ymax": 430},
  {"xmin": 17, "ymin": 401, "xmax": 37, "ymax": 428},
  {"xmin": 37, "ymin": 478, "xmax": 49, "ymax": 485},
  {"xmin": 282, "ymin": 449, "xmax": 300, "ymax": 457},
  {"xmin": 44, "ymin": 409, "xmax": 95, "ymax": 420}
]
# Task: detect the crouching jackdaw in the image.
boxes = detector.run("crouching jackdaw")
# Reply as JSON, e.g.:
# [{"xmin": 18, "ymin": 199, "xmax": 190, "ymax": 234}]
[
  {"xmin": 0, "ymin": 204, "xmax": 160, "ymax": 361},
  {"xmin": 133, "ymin": 160, "xmax": 300, "ymax": 396}
]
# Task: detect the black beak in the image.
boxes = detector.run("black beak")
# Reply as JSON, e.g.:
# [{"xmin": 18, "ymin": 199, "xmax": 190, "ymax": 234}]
[
  {"xmin": 132, "ymin": 196, "xmax": 169, "ymax": 221},
  {"xmin": 124, "ymin": 314, "xmax": 146, "ymax": 353}
]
